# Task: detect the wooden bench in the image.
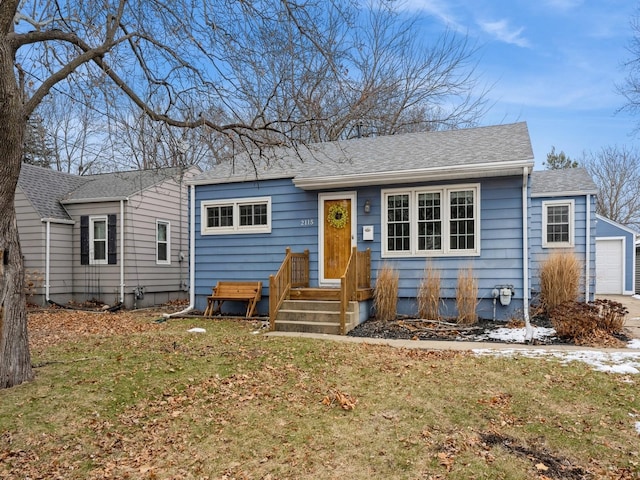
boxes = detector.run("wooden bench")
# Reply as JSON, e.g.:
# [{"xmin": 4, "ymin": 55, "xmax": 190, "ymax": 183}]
[{"xmin": 204, "ymin": 281, "xmax": 263, "ymax": 318}]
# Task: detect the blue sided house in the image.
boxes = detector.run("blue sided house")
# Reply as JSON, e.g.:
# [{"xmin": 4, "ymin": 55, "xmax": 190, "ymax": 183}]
[
  {"xmin": 594, "ymin": 215, "xmax": 636, "ymax": 295},
  {"xmin": 187, "ymin": 122, "xmax": 598, "ymax": 334}
]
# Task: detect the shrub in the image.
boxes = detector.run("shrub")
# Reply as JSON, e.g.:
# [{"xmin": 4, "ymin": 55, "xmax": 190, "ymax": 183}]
[
  {"xmin": 538, "ymin": 251, "xmax": 581, "ymax": 313},
  {"xmin": 549, "ymin": 299, "xmax": 627, "ymax": 345},
  {"xmin": 456, "ymin": 267, "xmax": 478, "ymax": 325},
  {"xmin": 417, "ymin": 264, "xmax": 441, "ymax": 320},
  {"xmin": 374, "ymin": 263, "xmax": 399, "ymax": 321}
]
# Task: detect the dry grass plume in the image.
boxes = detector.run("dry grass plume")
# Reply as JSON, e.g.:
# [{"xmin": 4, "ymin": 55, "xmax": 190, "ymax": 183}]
[
  {"xmin": 456, "ymin": 267, "xmax": 478, "ymax": 325},
  {"xmin": 374, "ymin": 263, "xmax": 399, "ymax": 321},
  {"xmin": 418, "ymin": 264, "xmax": 441, "ymax": 320},
  {"xmin": 539, "ymin": 251, "xmax": 581, "ymax": 313}
]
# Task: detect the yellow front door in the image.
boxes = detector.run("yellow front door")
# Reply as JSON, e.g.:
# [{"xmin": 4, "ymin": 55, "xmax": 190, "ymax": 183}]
[{"xmin": 323, "ymin": 198, "xmax": 352, "ymax": 280}]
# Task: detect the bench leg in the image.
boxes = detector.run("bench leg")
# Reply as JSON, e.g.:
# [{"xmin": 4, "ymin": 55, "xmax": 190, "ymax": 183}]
[{"xmin": 204, "ymin": 298, "xmax": 213, "ymax": 317}]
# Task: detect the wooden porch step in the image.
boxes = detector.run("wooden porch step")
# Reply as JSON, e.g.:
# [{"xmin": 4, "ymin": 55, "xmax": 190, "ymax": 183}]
[
  {"xmin": 274, "ymin": 299, "xmax": 359, "ymax": 335},
  {"xmin": 289, "ymin": 288, "xmax": 374, "ymax": 301}
]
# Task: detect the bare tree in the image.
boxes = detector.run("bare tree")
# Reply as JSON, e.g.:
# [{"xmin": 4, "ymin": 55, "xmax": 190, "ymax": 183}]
[
  {"xmin": 582, "ymin": 146, "xmax": 640, "ymax": 229},
  {"xmin": 619, "ymin": 6, "xmax": 640, "ymax": 132},
  {"xmin": 30, "ymin": 1, "xmax": 489, "ymax": 170},
  {"xmin": 0, "ymin": 0, "xmax": 352, "ymax": 388},
  {"xmin": 1, "ymin": 0, "xmax": 489, "ymax": 388},
  {"xmin": 233, "ymin": 3, "xmax": 488, "ymax": 143}
]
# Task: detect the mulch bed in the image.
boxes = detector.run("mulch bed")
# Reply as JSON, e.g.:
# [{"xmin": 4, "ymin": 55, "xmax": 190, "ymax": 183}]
[{"xmin": 348, "ymin": 315, "xmax": 633, "ymax": 347}]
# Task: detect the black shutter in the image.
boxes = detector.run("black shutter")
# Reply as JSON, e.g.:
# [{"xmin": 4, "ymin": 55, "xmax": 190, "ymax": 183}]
[
  {"xmin": 108, "ymin": 214, "xmax": 117, "ymax": 265},
  {"xmin": 80, "ymin": 216, "xmax": 89, "ymax": 265}
]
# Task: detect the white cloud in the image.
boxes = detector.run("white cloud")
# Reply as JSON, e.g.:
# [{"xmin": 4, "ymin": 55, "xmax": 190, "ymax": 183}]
[
  {"xmin": 395, "ymin": 0, "xmax": 463, "ymax": 30},
  {"xmin": 541, "ymin": 0, "xmax": 584, "ymax": 11},
  {"xmin": 478, "ymin": 19, "xmax": 530, "ymax": 48}
]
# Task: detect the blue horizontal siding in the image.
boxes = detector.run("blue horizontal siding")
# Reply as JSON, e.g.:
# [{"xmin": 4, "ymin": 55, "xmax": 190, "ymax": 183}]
[
  {"xmin": 529, "ymin": 194, "xmax": 596, "ymax": 300},
  {"xmin": 193, "ymin": 175, "xmax": 564, "ymax": 320},
  {"xmin": 596, "ymin": 216, "xmax": 636, "ymax": 292}
]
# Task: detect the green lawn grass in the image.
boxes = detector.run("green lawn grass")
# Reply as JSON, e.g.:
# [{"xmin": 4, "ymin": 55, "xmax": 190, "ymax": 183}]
[{"xmin": 1, "ymin": 312, "xmax": 638, "ymax": 479}]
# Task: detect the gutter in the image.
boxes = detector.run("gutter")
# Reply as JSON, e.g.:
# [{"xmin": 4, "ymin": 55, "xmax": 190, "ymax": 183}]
[
  {"xmin": 120, "ymin": 199, "xmax": 126, "ymax": 304},
  {"xmin": 39, "ymin": 218, "xmax": 75, "ymax": 305},
  {"xmin": 522, "ymin": 168, "xmax": 533, "ymax": 341},
  {"xmin": 44, "ymin": 219, "xmax": 51, "ymax": 303},
  {"xmin": 164, "ymin": 184, "xmax": 195, "ymax": 318},
  {"xmin": 585, "ymin": 194, "xmax": 590, "ymax": 302},
  {"xmin": 293, "ymin": 160, "xmax": 535, "ymax": 190}
]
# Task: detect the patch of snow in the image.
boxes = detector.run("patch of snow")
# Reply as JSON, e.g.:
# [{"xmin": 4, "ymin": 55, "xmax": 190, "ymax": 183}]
[
  {"xmin": 474, "ymin": 326, "xmax": 557, "ymax": 344},
  {"xmin": 628, "ymin": 339, "xmax": 640, "ymax": 349},
  {"xmin": 636, "ymin": 422, "xmax": 640, "ymax": 435},
  {"xmin": 473, "ymin": 348, "xmax": 640, "ymax": 375},
  {"xmin": 187, "ymin": 327, "xmax": 206, "ymax": 333}
]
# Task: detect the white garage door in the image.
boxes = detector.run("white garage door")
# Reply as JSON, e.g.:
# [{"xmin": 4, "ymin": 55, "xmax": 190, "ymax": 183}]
[{"xmin": 596, "ymin": 239, "xmax": 624, "ymax": 294}]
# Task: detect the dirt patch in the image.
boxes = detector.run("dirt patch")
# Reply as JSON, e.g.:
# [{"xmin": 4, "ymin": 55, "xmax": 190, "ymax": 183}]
[{"xmin": 479, "ymin": 432, "xmax": 591, "ymax": 479}]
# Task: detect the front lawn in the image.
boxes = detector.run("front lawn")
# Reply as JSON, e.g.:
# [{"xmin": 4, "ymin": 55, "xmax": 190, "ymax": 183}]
[{"xmin": 0, "ymin": 309, "xmax": 638, "ymax": 479}]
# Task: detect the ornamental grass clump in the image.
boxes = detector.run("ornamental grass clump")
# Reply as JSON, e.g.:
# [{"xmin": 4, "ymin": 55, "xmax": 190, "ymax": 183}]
[
  {"xmin": 418, "ymin": 264, "xmax": 441, "ymax": 320},
  {"xmin": 374, "ymin": 263, "xmax": 399, "ymax": 321},
  {"xmin": 538, "ymin": 251, "xmax": 581, "ymax": 314},
  {"xmin": 456, "ymin": 267, "xmax": 478, "ymax": 325}
]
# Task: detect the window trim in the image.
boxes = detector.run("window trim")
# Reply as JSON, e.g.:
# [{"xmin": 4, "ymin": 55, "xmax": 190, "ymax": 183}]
[
  {"xmin": 156, "ymin": 220, "xmax": 171, "ymax": 265},
  {"xmin": 89, "ymin": 215, "xmax": 108, "ymax": 265},
  {"xmin": 382, "ymin": 184, "xmax": 480, "ymax": 258},
  {"xmin": 542, "ymin": 199, "xmax": 575, "ymax": 248},
  {"xmin": 201, "ymin": 196, "xmax": 272, "ymax": 235}
]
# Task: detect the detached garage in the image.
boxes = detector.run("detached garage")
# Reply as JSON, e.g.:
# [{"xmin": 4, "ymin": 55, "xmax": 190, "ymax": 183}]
[{"xmin": 595, "ymin": 215, "xmax": 636, "ymax": 295}]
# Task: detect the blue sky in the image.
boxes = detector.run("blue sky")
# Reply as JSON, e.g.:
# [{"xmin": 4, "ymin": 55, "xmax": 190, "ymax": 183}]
[{"xmin": 401, "ymin": 0, "xmax": 638, "ymax": 169}]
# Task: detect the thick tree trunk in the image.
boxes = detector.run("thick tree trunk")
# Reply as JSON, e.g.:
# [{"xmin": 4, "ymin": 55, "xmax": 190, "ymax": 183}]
[{"xmin": 0, "ymin": 38, "xmax": 33, "ymax": 388}]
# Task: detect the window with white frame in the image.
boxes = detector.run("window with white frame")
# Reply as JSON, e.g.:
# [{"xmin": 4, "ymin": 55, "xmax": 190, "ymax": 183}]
[
  {"xmin": 201, "ymin": 197, "xmax": 271, "ymax": 235},
  {"xmin": 542, "ymin": 200, "xmax": 574, "ymax": 247},
  {"xmin": 90, "ymin": 216, "xmax": 108, "ymax": 264},
  {"xmin": 383, "ymin": 184, "xmax": 480, "ymax": 257},
  {"xmin": 156, "ymin": 220, "xmax": 170, "ymax": 264}
]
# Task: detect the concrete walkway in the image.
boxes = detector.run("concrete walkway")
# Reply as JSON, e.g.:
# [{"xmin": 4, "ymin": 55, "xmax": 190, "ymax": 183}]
[
  {"xmin": 596, "ymin": 294, "xmax": 640, "ymax": 339},
  {"xmin": 265, "ymin": 330, "xmax": 638, "ymax": 353},
  {"xmin": 266, "ymin": 295, "xmax": 640, "ymax": 353}
]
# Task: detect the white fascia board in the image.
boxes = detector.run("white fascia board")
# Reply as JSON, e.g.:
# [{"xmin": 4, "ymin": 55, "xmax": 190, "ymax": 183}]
[
  {"xmin": 40, "ymin": 217, "xmax": 75, "ymax": 225},
  {"xmin": 293, "ymin": 160, "xmax": 534, "ymax": 190},
  {"xmin": 61, "ymin": 196, "xmax": 128, "ymax": 204},
  {"xmin": 187, "ymin": 174, "xmax": 295, "ymax": 186},
  {"xmin": 531, "ymin": 190, "xmax": 598, "ymax": 198}
]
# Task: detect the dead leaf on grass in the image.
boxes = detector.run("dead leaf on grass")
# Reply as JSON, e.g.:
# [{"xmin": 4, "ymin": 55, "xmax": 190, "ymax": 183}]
[{"xmin": 322, "ymin": 389, "xmax": 358, "ymax": 410}]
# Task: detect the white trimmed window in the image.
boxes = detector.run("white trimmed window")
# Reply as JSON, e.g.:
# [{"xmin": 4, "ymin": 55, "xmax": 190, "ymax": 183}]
[
  {"xmin": 542, "ymin": 200, "xmax": 574, "ymax": 247},
  {"xmin": 156, "ymin": 220, "xmax": 171, "ymax": 264},
  {"xmin": 201, "ymin": 197, "xmax": 271, "ymax": 235},
  {"xmin": 89, "ymin": 216, "xmax": 108, "ymax": 264},
  {"xmin": 383, "ymin": 184, "xmax": 480, "ymax": 257}
]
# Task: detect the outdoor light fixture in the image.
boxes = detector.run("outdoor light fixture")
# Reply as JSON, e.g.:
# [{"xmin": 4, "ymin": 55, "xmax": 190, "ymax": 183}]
[{"xmin": 364, "ymin": 199, "xmax": 371, "ymax": 213}]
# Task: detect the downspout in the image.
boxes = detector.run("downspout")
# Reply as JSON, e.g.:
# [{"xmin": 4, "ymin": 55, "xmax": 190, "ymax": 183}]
[
  {"xmin": 585, "ymin": 194, "xmax": 590, "ymax": 302},
  {"xmin": 522, "ymin": 168, "xmax": 533, "ymax": 341},
  {"xmin": 164, "ymin": 184, "xmax": 195, "ymax": 318},
  {"xmin": 44, "ymin": 219, "xmax": 51, "ymax": 303},
  {"xmin": 120, "ymin": 199, "xmax": 126, "ymax": 304}
]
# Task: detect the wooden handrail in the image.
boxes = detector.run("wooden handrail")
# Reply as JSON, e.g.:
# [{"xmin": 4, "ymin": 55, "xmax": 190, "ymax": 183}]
[
  {"xmin": 340, "ymin": 246, "xmax": 359, "ymax": 335},
  {"xmin": 270, "ymin": 246, "xmax": 369, "ymax": 335},
  {"xmin": 269, "ymin": 247, "xmax": 309, "ymax": 330}
]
